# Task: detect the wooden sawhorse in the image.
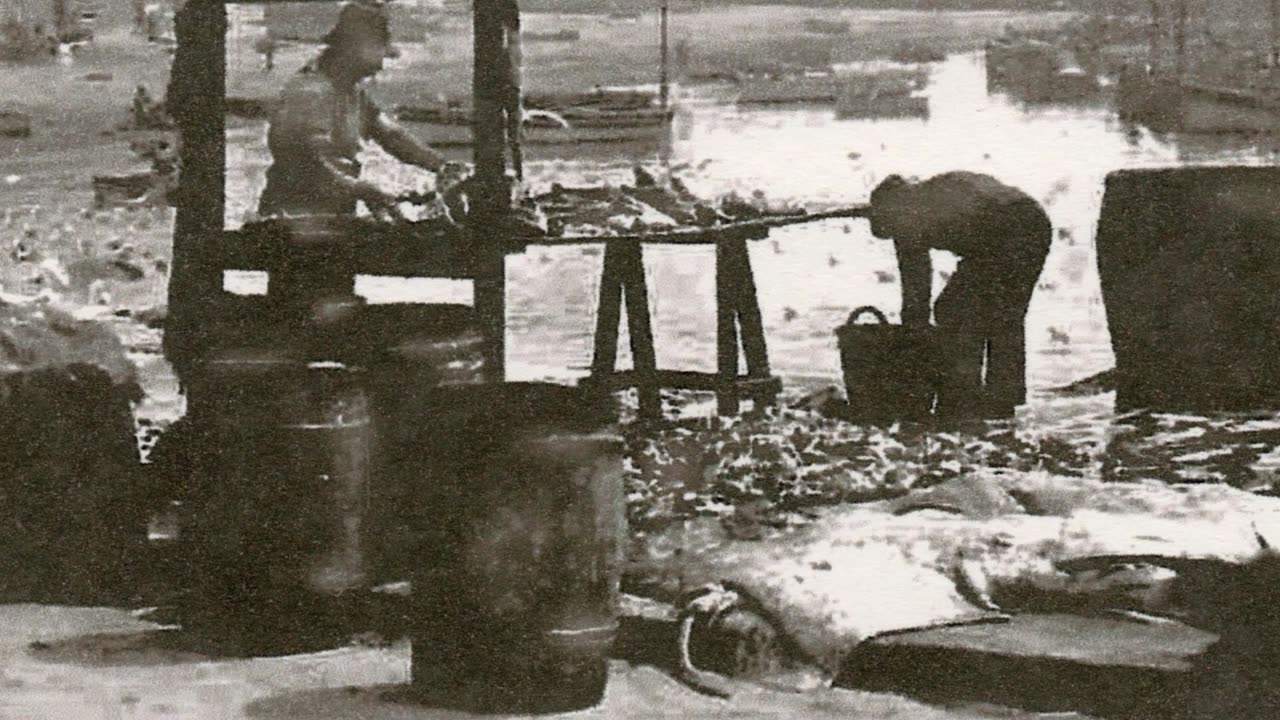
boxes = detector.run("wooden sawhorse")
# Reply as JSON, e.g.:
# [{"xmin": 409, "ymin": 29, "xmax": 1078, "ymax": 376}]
[{"xmin": 587, "ymin": 232, "xmax": 782, "ymax": 419}]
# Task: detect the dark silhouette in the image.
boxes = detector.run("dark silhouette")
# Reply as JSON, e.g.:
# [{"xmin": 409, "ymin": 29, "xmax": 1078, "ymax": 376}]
[
  {"xmin": 1096, "ymin": 167, "xmax": 1280, "ymax": 412},
  {"xmin": 869, "ymin": 171, "xmax": 1051, "ymax": 418},
  {"xmin": 257, "ymin": 0, "xmax": 447, "ymax": 218}
]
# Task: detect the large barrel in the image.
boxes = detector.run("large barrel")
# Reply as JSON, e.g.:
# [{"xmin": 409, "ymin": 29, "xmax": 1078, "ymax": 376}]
[
  {"xmin": 1096, "ymin": 167, "xmax": 1280, "ymax": 411},
  {"xmin": 177, "ymin": 355, "xmax": 372, "ymax": 646},
  {"xmin": 400, "ymin": 383, "xmax": 623, "ymax": 712}
]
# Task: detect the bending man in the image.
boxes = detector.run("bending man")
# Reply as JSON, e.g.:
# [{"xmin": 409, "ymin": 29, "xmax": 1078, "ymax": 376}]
[{"xmin": 869, "ymin": 171, "xmax": 1051, "ymax": 419}]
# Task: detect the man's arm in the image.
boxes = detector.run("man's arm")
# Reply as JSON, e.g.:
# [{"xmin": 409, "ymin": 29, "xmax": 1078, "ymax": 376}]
[
  {"xmin": 368, "ymin": 109, "xmax": 447, "ymax": 173},
  {"xmin": 299, "ymin": 131, "xmax": 398, "ymax": 210},
  {"xmin": 895, "ymin": 237, "xmax": 933, "ymax": 327},
  {"xmin": 316, "ymin": 154, "xmax": 391, "ymax": 207}
]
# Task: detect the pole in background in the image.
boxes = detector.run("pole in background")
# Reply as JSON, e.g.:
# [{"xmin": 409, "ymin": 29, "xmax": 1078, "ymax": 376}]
[
  {"xmin": 1172, "ymin": 0, "xmax": 1186, "ymax": 83},
  {"xmin": 1271, "ymin": 0, "xmax": 1279, "ymax": 69},
  {"xmin": 659, "ymin": 0, "xmax": 670, "ymax": 112},
  {"xmin": 1148, "ymin": 0, "xmax": 1162, "ymax": 75}
]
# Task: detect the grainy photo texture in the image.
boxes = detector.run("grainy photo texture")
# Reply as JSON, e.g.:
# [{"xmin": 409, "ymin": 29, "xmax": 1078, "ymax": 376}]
[{"xmin": 2, "ymin": 0, "xmax": 1280, "ymax": 717}]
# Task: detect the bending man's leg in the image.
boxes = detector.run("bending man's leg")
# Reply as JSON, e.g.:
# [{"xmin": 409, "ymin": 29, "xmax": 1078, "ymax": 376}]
[
  {"xmin": 935, "ymin": 328, "xmax": 986, "ymax": 420},
  {"xmin": 933, "ymin": 259, "xmax": 988, "ymax": 420},
  {"xmin": 977, "ymin": 231, "xmax": 1050, "ymax": 418},
  {"xmin": 981, "ymin": 320, "xmax": 1026, "ymax": 418}
]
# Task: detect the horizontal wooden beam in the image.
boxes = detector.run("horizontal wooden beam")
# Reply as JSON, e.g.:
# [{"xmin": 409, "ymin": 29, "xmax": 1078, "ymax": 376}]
[
  {"xmin": 208, "ymin": 204, "xmax": 869, "ymax": 279},
  {"xmin": 583, "ymin": 369, "xmax": 782, "ymax": 394},
  {"xmin": 518, "ymin": 205, "xmax": 870, "ymax": 248},
  {"xmin": 216, "ymin": 222, "xmax": 477, "ymax": 278}
]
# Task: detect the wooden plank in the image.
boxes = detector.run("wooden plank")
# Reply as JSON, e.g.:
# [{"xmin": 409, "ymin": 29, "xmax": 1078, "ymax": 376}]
[
  {"xmin": 472, "ymin": 234, "xmax": 507, "ymax": 379},
  {"xmin": 216, "ymin": 225, "xmax": 477, "ymax": 278},
  {"xmin": 470, "ymin": 0, "xmax": 517, "ymax": 380},
  {"xmin": 518, "ymin": 206, "xmax": 869, "ymax": 249},
  {"xmin": 590, "ymin": 242, "xmax": 626, "ymax": 377},
  {"xmin": 618, "ymin": 241, "xmax": 661, "ymax": 419},
  {"xmin": 838, "ymin": 614, "xmax": 1215, "ymax": 719},
  {"xmin": 720, "ymin": 238, "xmax": 775, "ymax": 409},
  {"xmin": 585, "ymin": 370, "xmax": 782, "ymax": 394},
  {"xmin": 165, "ymin": 0, "xmax": 226, "ymax": 373},
  {"xmin": 472, "ymin": 0, "xmax": 509, "ymax": 185},
  {"xmin": 715, "ymin": 240, "xmax": 741, "ymax": 416}
]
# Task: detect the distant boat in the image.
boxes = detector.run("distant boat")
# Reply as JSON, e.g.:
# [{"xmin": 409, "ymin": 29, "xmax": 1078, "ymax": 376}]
[
  {"xmin": 394, "ymin": 95, "xmax": 673, "ymax": 147},
  {"xmin": 802, "ymin": 18, "xmax": 850, "ymax": 35},
  {"xmin": 524, "ymin": 29, "xmax": 580, "ymax": 43},
  {"xmin": 1117, "ymin": 0, "xmax": 1280, "ymax": 133},
  {"xmin": 736, "ymin": 71, "xmax": 840, "ymax": 105},
  {"xmin": 265, "ymin": 1, "xmax": 435, "ymax": 43},
  {"xmin": 524, "ymin": 88, "xmax": 657, "ymax": 113},
  {"xmin": 836, "ymin": 69, "xmax": 930, "ymax": 120},
  {"xmin": 1119, "ymin": 71, "xmax": 1280, "ymax": 133},
  {"xmin": 0, "ymin": 111, "xmax": 32, "ymax": 138},
  {"xmin": 836, "ymin": 92, "xmax": 929, "ymax": 120},
  {"xmin": 985, "ymin": 39, "xmax": 1101, "ymax": 103}
]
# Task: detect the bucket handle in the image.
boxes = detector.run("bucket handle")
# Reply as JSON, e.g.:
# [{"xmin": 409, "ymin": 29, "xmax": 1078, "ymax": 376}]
[{"xmin": 845, "ymin": 305, "xmax": 889, "ymax": 326}]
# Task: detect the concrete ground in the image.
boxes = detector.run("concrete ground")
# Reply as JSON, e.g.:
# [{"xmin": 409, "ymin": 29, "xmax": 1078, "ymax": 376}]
[{"xmin": 0, "ymin": 604, "xmax": 1071, "ymax": 720}]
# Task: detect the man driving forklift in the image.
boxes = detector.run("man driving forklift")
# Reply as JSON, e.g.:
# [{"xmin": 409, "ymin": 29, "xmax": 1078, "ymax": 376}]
[{"xmin": 256, "ymin": 0, "xmax": 454, "ymax": 219}]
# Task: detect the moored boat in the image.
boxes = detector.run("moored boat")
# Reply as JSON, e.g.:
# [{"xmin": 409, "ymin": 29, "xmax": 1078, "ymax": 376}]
[
  {"xmin": 1118, "ymin": 0, "xmax": 1280, "ymax": 133},
  {"xmin": 835, "ymin": 67, "xmax": 930, "ymax": 119},
  {"xmin": 736, "ymin": 71, "xmax": 840, "ymax": 106},
  {"xmin": 802, "ymin": 18, "xmax": 850, "ymax": 35},
  {"xmin": 524, "ymin": 28, "xmax": 580, "ymax": 43},
  {"xmin": 985, "ymin": 39, "xmax": 1102, "ymax": 103},
  {"xmin": 394, "ymin": 101, "xmax": 673, "ymax": 147},
  {"xmin": 1119, "ymin": 70, "xmax": 1280, "ymax": 133}
]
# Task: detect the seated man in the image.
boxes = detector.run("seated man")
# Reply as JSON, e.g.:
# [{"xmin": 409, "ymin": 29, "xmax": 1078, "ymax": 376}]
[
  {"xmin": 869, "ymin": 171, "xmax": 1051, "ymax": 419},
  {"xmin": 257, "ymin": 0, "xmax": 448, "ymax": 219}
]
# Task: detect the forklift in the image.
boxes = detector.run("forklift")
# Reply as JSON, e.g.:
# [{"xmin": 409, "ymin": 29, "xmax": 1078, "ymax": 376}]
[{"xmin": 153, "ymin": 0, "xmax": 624, "ymax": 710}]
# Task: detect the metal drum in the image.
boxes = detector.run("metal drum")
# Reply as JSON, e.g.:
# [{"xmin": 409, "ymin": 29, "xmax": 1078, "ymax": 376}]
[
  {"xmin": 406, "ymin": 382, "xmax": 623, "ymax": 711},
  {"xmin": 179, "ymin": 355, "xmax": 371, "ymax": 644}
]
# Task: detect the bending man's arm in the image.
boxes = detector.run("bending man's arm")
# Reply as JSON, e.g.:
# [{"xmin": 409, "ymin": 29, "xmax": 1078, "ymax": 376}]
[{"xmin": 895, "ymin": 237, "xmax": 933, "ymax": 328}]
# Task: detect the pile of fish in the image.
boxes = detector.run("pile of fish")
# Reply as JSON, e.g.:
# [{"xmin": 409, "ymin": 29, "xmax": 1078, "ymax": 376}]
[
  {"xmin": 521, "ymin": 167, "xmax": 805, "ymax": 237},
  {"xmin": 362, "ymin": 157, "xmax": 805, "ymax": 235}
]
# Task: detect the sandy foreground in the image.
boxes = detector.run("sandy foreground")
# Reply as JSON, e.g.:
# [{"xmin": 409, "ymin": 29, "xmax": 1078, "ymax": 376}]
[
  {"xmin": 0, "ymin": 603, "xmax": 1063, "ymax": 720},
  {"xmin": 7, "ymin": 475, "xmax": 1279, "ymax": 720}
]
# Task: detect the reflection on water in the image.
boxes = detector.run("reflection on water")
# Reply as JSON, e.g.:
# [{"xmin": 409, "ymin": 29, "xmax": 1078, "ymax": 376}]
[
  {"xmin": 509, "ymin": 53, "xmax": 1275, "ymax": 391},
  {"xmin": 224, "ymin": 47, "xmax": 1280, "ymax": 489},
  {"xmin": 514, "ymin": 53, "xmax": 1280, "ymax": 489}
]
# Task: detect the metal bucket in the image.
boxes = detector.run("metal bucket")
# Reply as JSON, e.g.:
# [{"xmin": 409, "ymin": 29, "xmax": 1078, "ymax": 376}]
[
  {"xmin": 179, "ymin": 357, "xmax": 372, "ymax": 632},
  {"xmin": 835, "ymin": 306, "xmax": 938, "ymax": 423},
  {"xmin": 406, "ymin": 383, "xmax": 622, "ymax": 711}
]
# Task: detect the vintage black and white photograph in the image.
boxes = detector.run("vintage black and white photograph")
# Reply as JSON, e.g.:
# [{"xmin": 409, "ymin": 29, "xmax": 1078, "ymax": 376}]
[{"xmin": 3, "ymin": 0, "xmax": 1280, "ymax": 716}]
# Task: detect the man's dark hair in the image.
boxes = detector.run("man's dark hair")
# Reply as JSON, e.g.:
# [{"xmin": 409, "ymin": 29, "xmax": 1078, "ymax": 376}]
[{"xmin": 871, "ymin": 174, "xmax": 910, "ymax": 207}]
